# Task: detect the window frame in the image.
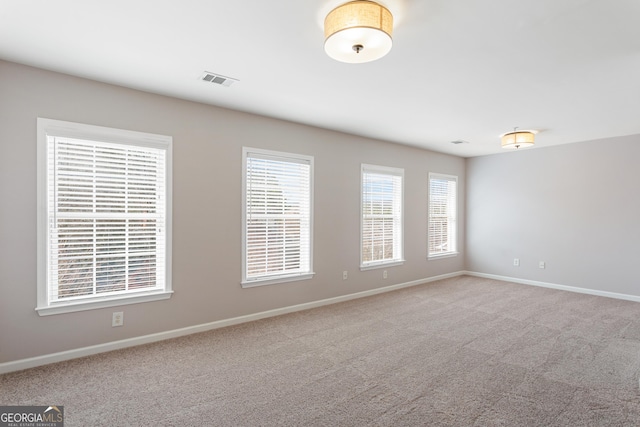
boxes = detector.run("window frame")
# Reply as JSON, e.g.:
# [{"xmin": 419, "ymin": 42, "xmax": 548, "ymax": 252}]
[
  {"xmin": 36, "ymin": 118, "xmax": 173, "ymax": 316},
  {"xmin": 241, "ymin": 147, "xmax": 314, "ymax": 288},
  {"xmin": 428, "ymin": 172, "xmax": 459, "ymax": 260},
  {"xmin": 360, "ymin": 163, "xmax": 405, "ymax": 271}
]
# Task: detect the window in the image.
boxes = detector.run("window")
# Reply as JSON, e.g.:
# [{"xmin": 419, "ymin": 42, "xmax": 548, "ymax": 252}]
[
  {"xmin": 37, "ymin": 118, "xmax": 172, "ymax": 315},
  {"xmin": 361, "ymin": 164, "xmax": 404, "ymax": 269},
  {"xmin": 428, "ymin": 173, "xmax": 458, "ymax": 258},
  {"xmin": 242, "ymin": 148, "xmax": 314, "ymax": 287}
]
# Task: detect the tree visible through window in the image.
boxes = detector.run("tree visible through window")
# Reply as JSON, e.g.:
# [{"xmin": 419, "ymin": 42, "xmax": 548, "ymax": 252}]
[
  {"xmin": 37, "ymin": 118, "xmax": 172, "ymax": 315},
  {"xmin": 242, "ymin": 148, "xmax": 314, "ymax": 287},
  {"xmin": 361, "ymin": 164, "xmax": 404, "ymax": 269},
  {"xmin": 428, "ymin": 173, "xmax": 457, "ymax": 258}
]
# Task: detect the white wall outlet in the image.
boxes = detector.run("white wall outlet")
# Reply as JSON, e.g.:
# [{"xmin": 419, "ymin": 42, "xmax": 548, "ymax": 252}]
[
  {"xmin": 343, "ymin": 270, "xmax": 348, "ymax": 280},
  {"xmin": 539, "ymin": 261, "xmax": 546, "ymax": 269},
  {"xmin": 383, "ymin": 270, "xmax": 388, "ymax": 279},
  {"xmin": 513, "ymin": 258, "xmax": 520, "ymax": 266},
  {"xmin": 112, "ymin": 311, "xmax": 124, "ymax": 327}
]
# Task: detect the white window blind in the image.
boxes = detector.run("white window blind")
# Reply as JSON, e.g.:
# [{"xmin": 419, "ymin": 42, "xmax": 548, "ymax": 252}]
[
  {"xmin": 37, "ymin": 118, "xmax": 172, "ymax": 315},
  {"xmin": 428, "ymin": 173, "xmax": 458, "ymax": 258},
  {"xmin": 361, "ymin": 164, "xmax": 404, "ymax": 268},
  {"xmin": 242, "ymin": 148, "xmax": 313, "ymax": 286}
]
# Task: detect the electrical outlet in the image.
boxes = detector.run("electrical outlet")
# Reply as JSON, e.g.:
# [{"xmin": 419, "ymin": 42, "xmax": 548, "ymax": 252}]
[
  {"xmin": 112, "ymin": 311, "xmax": 124, "ymax": 327},
  {"xmin": 343, "ymin": 270, "xmax": 348, "ymax": 280},
  {"xmin": 383, "ymin": 270, "xmax": 388, "ymax": 279},
  {"xmin": 513, "ymin": 258, "xmax": 520, "ymax": 267},
  {"xmin": 539, "ymin": 261, "xmax": 546, "ymax": 269}
]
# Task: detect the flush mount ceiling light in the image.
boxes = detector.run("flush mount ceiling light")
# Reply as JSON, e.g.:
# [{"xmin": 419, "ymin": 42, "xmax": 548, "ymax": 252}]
[
  {"xmin": 324, "ymin": 1, "xmax": 393, "ymax": 63},
  {"xmin": 500, "ymin": 128, "xmax": 537, "ymax": 149}
]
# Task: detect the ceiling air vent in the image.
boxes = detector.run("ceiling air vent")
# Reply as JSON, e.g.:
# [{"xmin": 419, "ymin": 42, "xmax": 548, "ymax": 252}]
[
  {"xmin": 201, "ymin": 71, "xmax": 238, "ymax": 87},
  {"xmin": 450, "ymin": 140, "xmax": 469, "ymax": 145}
]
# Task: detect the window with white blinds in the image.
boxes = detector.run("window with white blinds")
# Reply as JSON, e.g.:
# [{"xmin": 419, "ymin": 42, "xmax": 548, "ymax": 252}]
[
  {"xmin": 428, "ymin": 173, "xmax": 458, "ymax": 258},
  {"xmin": 242, "ymin": 148, "xmax": 314, "ymax": 287},
  {"xmin": 361, "ymin": 164, "xmax": 404, "ymax": 269},
  {"xmin": 37, "ymin": 118, "xmax": 172, "ymax": 315}
]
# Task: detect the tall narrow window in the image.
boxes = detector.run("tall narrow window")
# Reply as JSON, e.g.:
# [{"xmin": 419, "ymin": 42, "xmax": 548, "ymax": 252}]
[
  {"xmin": 361, "ymin": 164, "xmax": 404, "ymax": 269},
  {"xmin": 37, "ymin": 118, "xmax": 172, "ymax": 315},
  {"xmin": 428, "ymin": 173, "xmax": 458, "ymax": 258},
  {"xmin": 242, "ymin": 148, "xmax": 314, "ymax": 287}
]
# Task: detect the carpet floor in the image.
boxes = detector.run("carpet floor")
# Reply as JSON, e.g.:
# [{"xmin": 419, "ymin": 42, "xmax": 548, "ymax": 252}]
[{"xmin": 2, "ymin": 275, "xmax": 640, "ymax": 426}]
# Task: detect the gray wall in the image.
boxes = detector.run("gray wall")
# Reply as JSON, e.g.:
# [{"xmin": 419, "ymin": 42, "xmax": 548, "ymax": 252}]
[
  {"xmin": 466, "ymin": 135, "xmax": 640, "ymax": 295},
  {"xmin": 0, "ymin": 60, "xmax": 465, "ymax": 364}
]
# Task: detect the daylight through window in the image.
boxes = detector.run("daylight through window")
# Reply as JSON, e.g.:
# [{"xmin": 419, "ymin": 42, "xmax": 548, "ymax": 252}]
[
  {"xmin": 242, "ymin": 148, "xmax": 314, "ymax": 287},
  {"xmin": 361, "ymin": 164, "xmax": 404, "ymax": 269},
  {"xmin": 428, "ymin": 173, "xmax": 458, "ymax": 258},
  {"xmin": 37, "ymin": 119, "xmax": 172, "ymax": 315}
]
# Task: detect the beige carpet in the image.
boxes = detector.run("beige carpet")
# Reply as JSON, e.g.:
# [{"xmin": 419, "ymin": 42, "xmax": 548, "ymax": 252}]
[{"xmin": 2, "ymin": 275, "xmax": 640, "ymax": 426}]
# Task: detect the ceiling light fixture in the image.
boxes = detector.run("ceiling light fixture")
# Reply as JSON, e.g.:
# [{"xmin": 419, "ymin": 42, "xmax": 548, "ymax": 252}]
[
  {"xmin": 501, "ymin": 128, "xmax": 536, "ymax": 149},
  {"xmin": 324, "ymin": 1, "xmax": 393, "ymax": 64}
]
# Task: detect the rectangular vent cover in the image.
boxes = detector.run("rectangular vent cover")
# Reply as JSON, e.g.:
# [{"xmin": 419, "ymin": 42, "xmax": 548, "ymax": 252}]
[{"xmin": 201, "ymin": 72, "xmax": 238, "ymax": 87}]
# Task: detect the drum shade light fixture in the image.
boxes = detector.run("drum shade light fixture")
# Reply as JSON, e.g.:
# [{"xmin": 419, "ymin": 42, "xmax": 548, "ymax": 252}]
[
  {"xmin": 324, "ymin": 1, "xmax": 393, "ymax": 63},
  {"xmin": 501, "ymin": 128, "xmax": 537, "ymax": 149}
]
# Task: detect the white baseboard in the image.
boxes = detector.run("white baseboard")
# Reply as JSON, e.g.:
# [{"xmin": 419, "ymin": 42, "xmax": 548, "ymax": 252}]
[
  {"xmin": 0, "ymin": 271, "xmax": 463, "ymax": 375},
  {"xmin": 464, "ymin": 271, "xmax": 640, "ymax": 303},
  {"xmin": 5, "ymin": 270, "xmax": 638, "ymax": 375}
]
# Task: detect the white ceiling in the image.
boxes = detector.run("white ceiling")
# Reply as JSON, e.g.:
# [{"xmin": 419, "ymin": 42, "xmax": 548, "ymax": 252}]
[{"xmin": 1, "ymin": 0, "xmax": 639, "ymax": 157}]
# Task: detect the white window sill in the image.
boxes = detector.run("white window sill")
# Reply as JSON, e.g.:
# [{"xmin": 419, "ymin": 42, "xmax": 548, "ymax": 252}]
[
  {"xmin": 360, "ymin": 260, "xmax": 405, "ymax": 271},
  {"xmin": 241, "ymin": 272, "xmax": 315, "ymax": 288},
  {"xmin": 428, "ymin": 252, "xmax": 459, "ymax": 260},
  {"xmin": 36, "ymin": 290, "xmax": 173, "ymax": 316}
]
